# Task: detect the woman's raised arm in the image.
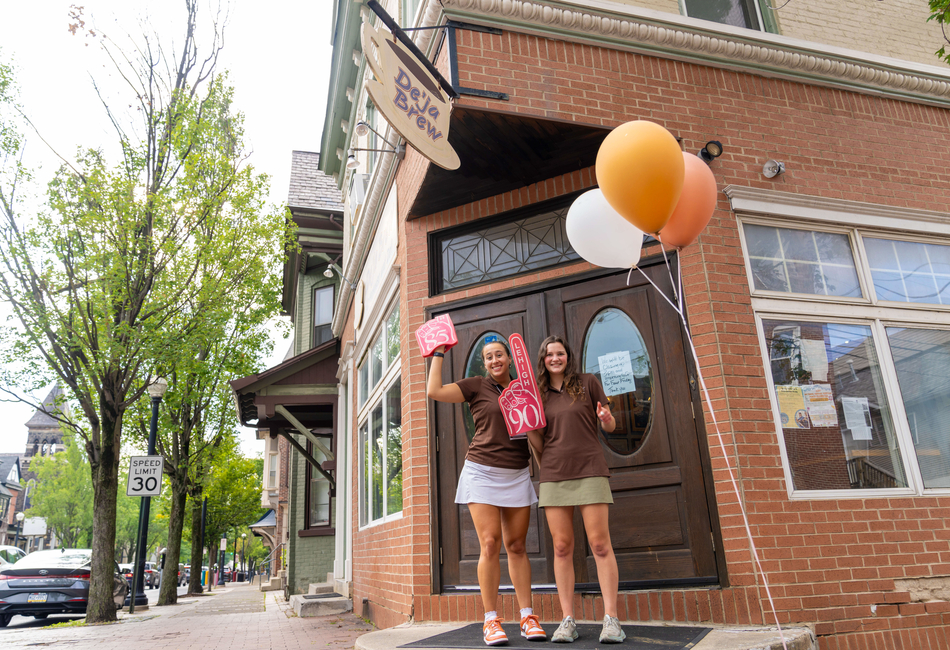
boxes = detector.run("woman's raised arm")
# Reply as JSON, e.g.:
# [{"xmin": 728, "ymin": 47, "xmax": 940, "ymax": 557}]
[{"xmin": 426, "ymin": 345, "xmax": 465, "ymax": 403}]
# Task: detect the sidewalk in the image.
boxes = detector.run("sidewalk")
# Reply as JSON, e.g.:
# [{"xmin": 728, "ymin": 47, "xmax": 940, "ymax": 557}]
[{"xmin": 0, "ymin": 581, "xmax": 375, "ymax": 650}]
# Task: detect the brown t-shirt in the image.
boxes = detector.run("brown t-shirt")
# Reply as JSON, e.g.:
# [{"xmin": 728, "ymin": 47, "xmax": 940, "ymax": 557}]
[
  {"xmin": 457, "ymin": 376, "xmax": 531, "ymax": 470},
  {"xmin": 537, "ymin": 374, "xmax": 611, "ymax": 483}
]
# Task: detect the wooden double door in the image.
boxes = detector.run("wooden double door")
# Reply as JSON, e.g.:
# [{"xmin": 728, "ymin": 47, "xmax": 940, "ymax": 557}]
[{"xmin": 432, "ymin": 264, "xmax": 719, "ymax": 592}]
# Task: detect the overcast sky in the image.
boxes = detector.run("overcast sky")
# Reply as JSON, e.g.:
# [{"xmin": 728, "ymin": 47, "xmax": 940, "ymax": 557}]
[{"xmin": 0, "ymin": 0, "xmax": 334, "ymax": 456}]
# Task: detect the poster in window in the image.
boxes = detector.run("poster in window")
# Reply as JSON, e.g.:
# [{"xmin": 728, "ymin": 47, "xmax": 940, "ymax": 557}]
[
  {"xmin": 801, "ymin": 340, "xmax": 830, "ymax": 382},
  {"xmin": 598, "ymin": 351, "xmax": 637, "ymax": 396},
  {"xmin": 775, "ymin": 385, "xmax": 811, "ymax": 429},
  {"xmin": 842, "ymin": 396, "xmax": 872, "ymax": 440},
  {"xmin": 802, "ymin": 384, "xmax": 837, "ymax": 427}
]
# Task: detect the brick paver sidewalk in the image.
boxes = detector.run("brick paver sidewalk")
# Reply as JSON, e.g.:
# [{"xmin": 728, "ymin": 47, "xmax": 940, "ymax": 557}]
[{"xmin": 0, "ymin": 582, "xmax": 375, "ymax": 650}]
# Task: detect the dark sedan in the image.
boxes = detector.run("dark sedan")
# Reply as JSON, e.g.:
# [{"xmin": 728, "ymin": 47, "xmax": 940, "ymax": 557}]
[{"xmin": 0, "ymin": 549, "xmax": 128, "ymax": 626}]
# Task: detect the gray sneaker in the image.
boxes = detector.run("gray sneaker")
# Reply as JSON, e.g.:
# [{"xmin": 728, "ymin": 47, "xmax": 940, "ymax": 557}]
[
  {"xmin": 551, "ymin": 616, "xmax": 578, "ymax": 643},
  {"xmin": 599, "ymin": 615, "xmax": 626, "ymax": 643}
]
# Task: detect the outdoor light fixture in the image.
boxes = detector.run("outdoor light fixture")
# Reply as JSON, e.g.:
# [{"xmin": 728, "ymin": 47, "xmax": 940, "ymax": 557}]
[
  {"xmin": 324, "ymin": 263, "xmax": 357, "ymax": 291},
  {"xmin": 146, "ymin": 376, "xmax": 168, "ymax": 399},
  {"xmin": 762, "ymin": 159, "xmax": 786, "ymax": 178},
  {"xmin": 347, "ymin": 121, "xmax": 407, "ymax": 171},
  {"xmin": 698, "ymin": 140, "xmax": 723, "ymax": 164}
]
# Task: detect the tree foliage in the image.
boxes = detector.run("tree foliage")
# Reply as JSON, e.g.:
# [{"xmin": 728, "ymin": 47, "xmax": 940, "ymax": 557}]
[
  {"xmin": 930, "ymin": 0, "xmax": 950, "ymax": 64},
  {"xmin": 27, "ymin": 433, "xmax": 93, "ymax": 548},
  {"xmin": 0, "ymin": 2, "xmax": 288, "ymax": 622}
]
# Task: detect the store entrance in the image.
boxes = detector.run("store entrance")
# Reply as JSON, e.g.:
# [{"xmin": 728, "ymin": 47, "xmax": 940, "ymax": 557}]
[{"xmin": 432, "ymin": 263, "xmax": 719, "ymax": 592}]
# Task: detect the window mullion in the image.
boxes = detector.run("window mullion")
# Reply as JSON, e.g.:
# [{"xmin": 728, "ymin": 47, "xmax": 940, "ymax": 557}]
[{"xmin": 871, "ymin": 319, "xmax": 925, "ymax": 493}]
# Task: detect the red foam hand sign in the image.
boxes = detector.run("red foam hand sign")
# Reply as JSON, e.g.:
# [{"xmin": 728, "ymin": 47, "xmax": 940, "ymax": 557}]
[
  {"xmin": 498, "ymin": 333, "xmax": 546, "ymax": 440},
  {"xmin": 414, "ymin": 314, "xmax": 458, "ymax": 358}
]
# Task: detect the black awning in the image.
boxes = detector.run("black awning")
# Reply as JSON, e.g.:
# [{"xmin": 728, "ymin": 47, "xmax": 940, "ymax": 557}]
[{"xmin": 408, "ymin": 106, "xmax": 610, "ymax": 219}]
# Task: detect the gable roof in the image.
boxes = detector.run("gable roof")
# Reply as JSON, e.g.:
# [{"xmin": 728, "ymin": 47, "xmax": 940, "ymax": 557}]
[
  {"xmin": 25, "ymin": 385, "xmax": 65, "ymax": 428},
  {"xmin": 0, "ymin": 455, "xmax": 22, "ymax": 487},
  {"xmin": 288, "ymin": 151, "xmax": 344, "ymax": 215}
]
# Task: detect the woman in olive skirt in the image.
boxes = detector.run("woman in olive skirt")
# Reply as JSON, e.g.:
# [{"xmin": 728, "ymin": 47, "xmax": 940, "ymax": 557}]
[
  {"xmin": 527, "ymin": 335, "xmax": 625, "ymax": 644},
  {"xmin": 427, "ymin": 337, "xmax": 546, "ymax": 646}
]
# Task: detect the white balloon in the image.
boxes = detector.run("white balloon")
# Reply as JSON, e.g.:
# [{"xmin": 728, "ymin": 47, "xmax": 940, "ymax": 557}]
[{"xmin": 566, "ymin": 189, "xmax": 644, "ymax": 268}]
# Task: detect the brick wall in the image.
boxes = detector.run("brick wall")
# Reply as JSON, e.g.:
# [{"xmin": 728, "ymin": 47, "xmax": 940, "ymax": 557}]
[{"xmin": 346, "ymin": 22, "xmax": 950, "ymax": 648}]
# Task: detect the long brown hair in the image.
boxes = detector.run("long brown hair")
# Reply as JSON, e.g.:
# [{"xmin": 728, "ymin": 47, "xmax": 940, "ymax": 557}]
[{"xmin": 536, "ymin": 335, "xmax": 584, "ymax": 403}]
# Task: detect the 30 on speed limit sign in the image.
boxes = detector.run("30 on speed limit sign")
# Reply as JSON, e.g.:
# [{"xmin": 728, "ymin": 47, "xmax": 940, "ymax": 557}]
[{"xmin": 126, "ymin": 456, "xmax": 164, "ymax": 497}]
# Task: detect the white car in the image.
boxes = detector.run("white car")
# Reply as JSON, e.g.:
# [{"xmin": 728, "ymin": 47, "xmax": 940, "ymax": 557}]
[{"xmin": 0, "ymin": 546, "xmax": 25, "ymax": 568}]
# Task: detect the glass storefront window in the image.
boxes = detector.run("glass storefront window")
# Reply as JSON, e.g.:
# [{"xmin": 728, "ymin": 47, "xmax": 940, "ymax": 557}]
[
  {"xmin": 744, "ymin": 224, "xmax": 862, "ymax": 297},
  {"xmin": 886, "ymin": 327, "xmax": 950, "ymax": 488},
  {"xmin": 386, "ymin": 379, "xmax": 403, "ymax": 515},
  {"xmin": 763, "ymin": 319, "xmax": 907, "ymax": 491}
]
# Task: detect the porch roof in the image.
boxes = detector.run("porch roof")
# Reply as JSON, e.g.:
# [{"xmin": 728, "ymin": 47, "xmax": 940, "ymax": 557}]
[
  {"xmin": 407, "ymin": 105, "xmax": 610, "ymax": 219},
  {"xmin": 230, "ymin": 338, "xmax": 340, "ymax": 430}
]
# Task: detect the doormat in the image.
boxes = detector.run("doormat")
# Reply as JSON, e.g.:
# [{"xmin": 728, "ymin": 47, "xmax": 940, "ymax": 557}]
[{"xmin": 399, "ymin": 622, "xmax": 712, "ymax": 649}]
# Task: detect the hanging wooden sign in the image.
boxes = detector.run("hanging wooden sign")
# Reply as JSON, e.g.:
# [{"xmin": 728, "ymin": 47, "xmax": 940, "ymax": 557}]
[{"xmin": 361, "ymin": 22, "xmax": 461, "ymax": 170}]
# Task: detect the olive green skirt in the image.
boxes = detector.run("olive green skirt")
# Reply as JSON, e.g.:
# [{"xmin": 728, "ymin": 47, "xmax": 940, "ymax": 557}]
[{"xmin": 538, "ymin": 476, "xmax": 613, "ymax": 507}]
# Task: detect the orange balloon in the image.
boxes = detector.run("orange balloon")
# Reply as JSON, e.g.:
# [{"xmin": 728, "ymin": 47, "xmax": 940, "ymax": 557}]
[
  {"xmin": 658, "ymin": 153, "xmax": 718, "ymax": 249},
  {"xmin": 595, "ymin": 121, "xmax": 685, "ymax": 234}
]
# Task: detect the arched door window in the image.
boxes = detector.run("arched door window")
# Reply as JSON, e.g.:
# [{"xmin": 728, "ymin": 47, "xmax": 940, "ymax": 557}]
[
  {"xmin": 462, "ymin": 332, "xmax": 515, "ymax": 443},
  {"xmin": 582, "ymin": 308, "xmax": 654, "ymax": 454}
]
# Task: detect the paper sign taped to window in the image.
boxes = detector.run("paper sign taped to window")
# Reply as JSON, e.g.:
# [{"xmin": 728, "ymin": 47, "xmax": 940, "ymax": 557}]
[
  {"xmin": 842, "ymin": 396, "xmax": 872, "ymax": 440},
  {"xmin": 598, "ymin": 351, "xmax": 636, "ymax": 396},
  {"xmin": 414, "ymin": 314, "xmax": 458, "ymax": 358}
]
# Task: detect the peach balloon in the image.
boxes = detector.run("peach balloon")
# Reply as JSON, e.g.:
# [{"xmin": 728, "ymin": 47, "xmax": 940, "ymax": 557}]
[
  {"xmin": 658, "ymin": 153, "xmax": 718, "ymax": 249},
  {"xmin": 595, "ymin": 120, "xmax": 685, "ymax": 234}
]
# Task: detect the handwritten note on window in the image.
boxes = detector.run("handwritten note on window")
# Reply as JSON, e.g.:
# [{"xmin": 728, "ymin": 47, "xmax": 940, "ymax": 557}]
[{"xmin": 598, "ymin": 351, "xmax": 636, "ymax": 396}]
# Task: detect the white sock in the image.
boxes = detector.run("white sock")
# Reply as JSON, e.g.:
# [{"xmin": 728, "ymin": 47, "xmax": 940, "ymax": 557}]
[
  {"xmin": 520, "ymin": 607, "xmax": 534, "ymax": 619},
  {"xmin": 485, "ymin": 611, "xmax": 498, "ymax": 623}
]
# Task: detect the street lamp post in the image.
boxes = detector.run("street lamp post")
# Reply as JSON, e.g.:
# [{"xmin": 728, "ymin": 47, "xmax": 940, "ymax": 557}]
[
  {"xmin": 241, "ymin": 533, "xmax": 247, "ymax": 580},
  {"xmin": 13, "ymin": 511, "xmax": 24, "ymax": 549},
  {"xmin": 129, "ymin": 377, "xmax": 168, "ymax": 614}
]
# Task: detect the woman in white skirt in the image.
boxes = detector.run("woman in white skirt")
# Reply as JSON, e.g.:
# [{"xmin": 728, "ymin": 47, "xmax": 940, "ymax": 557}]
[{"xmin": 427, "ymin": 337, "xmax": 546, "ymax": 646}]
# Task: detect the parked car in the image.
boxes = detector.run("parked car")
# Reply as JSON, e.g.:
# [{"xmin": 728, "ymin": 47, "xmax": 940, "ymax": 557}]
[
  {"xmin": 0, "ymin": 546, "xmax": 26, "ymax": 568},
  {"xmin": 119, "ymin": 563, "xmax": 134, "ymax": 588},
  {"xmin": 142, "ymin": 561, "xmax": 159, "ymax": 589},
  {"xmin": 182, "ymin": 564, "xmax": 191, "ymax": 586},
  {"xmin": 0, "ymin": 548, "xmax": 128, "ymax": 626}
]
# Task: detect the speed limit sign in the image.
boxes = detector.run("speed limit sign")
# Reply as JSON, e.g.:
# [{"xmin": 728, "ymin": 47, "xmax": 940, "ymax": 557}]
[{"xmin": 126, "ymin": 456, "xmax": 164, "ymax": 497}]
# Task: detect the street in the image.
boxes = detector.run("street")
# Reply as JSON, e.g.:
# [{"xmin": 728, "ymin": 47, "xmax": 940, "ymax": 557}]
[{"xmin": 2, "ymin": 582, "xmax": 189, "ymax": 630}]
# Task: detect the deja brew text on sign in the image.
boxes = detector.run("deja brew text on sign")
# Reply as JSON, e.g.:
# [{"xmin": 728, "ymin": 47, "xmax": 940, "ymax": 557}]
[{"xmin": 126, "ymin": 456, "xmax": 164, "ymax": 497}]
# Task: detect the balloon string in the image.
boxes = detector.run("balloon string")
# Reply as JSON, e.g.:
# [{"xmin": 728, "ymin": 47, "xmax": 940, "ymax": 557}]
[
  {"xmin": 656, "ymin": 236, "xmax": 679, "ymax": 304},
  {"xmin": 632, "ymin": 265, "xmax": 788, "ymax": 650}
]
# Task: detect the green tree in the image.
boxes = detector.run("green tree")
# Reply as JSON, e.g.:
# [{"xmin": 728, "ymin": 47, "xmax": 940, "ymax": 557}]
[
  {"xmin": 27, "ymin": 433, "xmax": 93, "ymax": 548},
  {"xmin": 0, "ymin": 3, "xmax": 286, "ymax": 622},
  {"xmin": 930, "ymin": 1, "xmax": 950, "ymax": 64},
  {"xmin": 202, "ymin": 442, "xmax": 265, "ymax": 572}
]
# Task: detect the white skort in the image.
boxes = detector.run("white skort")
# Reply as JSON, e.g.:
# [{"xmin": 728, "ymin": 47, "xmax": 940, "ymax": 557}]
[{"xmin": 454, "ymin": 460, "xmax": 538, "ymax": 507}]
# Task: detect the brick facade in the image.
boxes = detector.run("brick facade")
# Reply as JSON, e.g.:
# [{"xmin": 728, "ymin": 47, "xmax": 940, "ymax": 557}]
[{"xmin": 342, "ymin": 19, "xmax": 950, "ymax": 649}]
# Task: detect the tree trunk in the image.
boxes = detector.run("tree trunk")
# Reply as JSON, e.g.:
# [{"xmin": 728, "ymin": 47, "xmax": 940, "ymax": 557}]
[
  {"xmin": 187, "ymin": 488, "xmax": 204, "ymax": 594},
  {"xmin": 157, "ymin": 471, "xmax": 188, "ymax": 605},
  {"xmin": 86, "ymin": 416, "xmax": 121, "ymax": 624}
]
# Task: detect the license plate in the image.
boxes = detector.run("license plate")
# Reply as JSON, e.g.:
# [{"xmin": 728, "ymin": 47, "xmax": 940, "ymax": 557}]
[{"xmin": 28, "ymin": 592, "xmax": 48, "ymax": 603}]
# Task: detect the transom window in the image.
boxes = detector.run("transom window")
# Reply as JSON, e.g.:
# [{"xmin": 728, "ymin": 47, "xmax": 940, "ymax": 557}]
[
  {"xmin": 431, "ymin": 196, "xmax": 581, "ymax": 294},
  {"xmin": 741, "ymin": 218, "xmax": 950, "ymax": 496}
]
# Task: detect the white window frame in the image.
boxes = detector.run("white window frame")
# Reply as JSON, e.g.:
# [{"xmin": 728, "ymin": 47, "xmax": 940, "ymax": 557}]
[
  {"xmin": 267, "ymin": 452, "xmax": 278, "ymax": 490},
  {"xmin": 728, "ymin": 186, "xmax": 950, "ymax": 499},
  {"xmin": 356, "ymin": 278, "xmax": 402, "ymax": 529},
  {"xmin": 680, "ymin": 0, "xmax": 765, "ymax": 32}
]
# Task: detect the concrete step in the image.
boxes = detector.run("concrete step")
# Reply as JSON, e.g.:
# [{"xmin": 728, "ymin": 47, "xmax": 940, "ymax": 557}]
[
  {"xmin": 260, "ymin": 577, "xmax": 283, "ymax": 592},
  {"xmin": 308, "ymin": 582, "xmax": 334, "ymax": 595},
  {"xmin": 290, "ymin": 592, "xmax": 353, "ymax": 617}
]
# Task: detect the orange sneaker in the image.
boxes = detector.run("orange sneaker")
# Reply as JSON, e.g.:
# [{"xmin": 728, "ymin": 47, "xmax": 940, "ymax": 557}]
[
  {"xmin": 483, "ymin": 617, "xmax": 508, "ymax": 646},
  {"xmin": 520, "ymin": 613, "xmax": 547, "ymax": 641}
]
